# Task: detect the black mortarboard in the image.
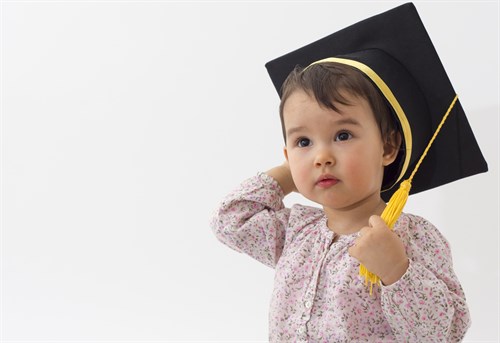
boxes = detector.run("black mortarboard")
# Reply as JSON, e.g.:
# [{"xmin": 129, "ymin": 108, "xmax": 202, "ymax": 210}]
[{"xmin": 265, "ymin": 2, "xmax": 488, "ymax": 202}]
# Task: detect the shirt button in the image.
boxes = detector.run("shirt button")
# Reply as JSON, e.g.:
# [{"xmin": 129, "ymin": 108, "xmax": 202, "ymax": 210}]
[
  {"xmin": 297, "ymin": 326, "xmax": 306, "ymax": 334},
  {"xmin": 305, "ymin": 300, "xmax": 312, "ymax": 309}
]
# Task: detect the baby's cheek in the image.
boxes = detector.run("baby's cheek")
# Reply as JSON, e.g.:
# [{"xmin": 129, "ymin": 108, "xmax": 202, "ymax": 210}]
[
  {"xmin": 292, "ymin": 169, "xmax": 308, "ymax": 187},
  {"xmin": 342, "ymin": 160, "xmax": 364, "ymax": 178},
  {"xmin": 344, "ymin": 156, "xmax": 383, "ymax": 179},
  {"xmin": 289, "ymin": 166, "xmax": 309, "ymax": 192}
]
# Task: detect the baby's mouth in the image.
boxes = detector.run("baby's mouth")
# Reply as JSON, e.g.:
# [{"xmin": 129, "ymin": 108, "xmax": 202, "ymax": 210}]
[{"xmin": 316, "ymin": 175, "xmax": 339, "ymax": 188}]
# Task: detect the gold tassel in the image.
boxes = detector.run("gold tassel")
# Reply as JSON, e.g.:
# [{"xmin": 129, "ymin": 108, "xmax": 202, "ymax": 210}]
[
  {"xmin": 381, "ymin": 180, "xmax": 412, "ymax": 227},
  {"xmin": 359, "ymin": 95, "xmax": 458, "ymax": 295},
  {"xmin": 359, "ymin": 180, "xmax": 412, "ymax": 293}
]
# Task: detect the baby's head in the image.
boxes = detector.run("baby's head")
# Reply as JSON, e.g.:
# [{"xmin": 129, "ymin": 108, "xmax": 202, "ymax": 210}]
[
  {"xmin": 279, "ymin": 61, "xmax": 403, "ymax": 192},
  {"xmin": 267, "ymin": 3, "xmax": 487, "ymax": 202}
]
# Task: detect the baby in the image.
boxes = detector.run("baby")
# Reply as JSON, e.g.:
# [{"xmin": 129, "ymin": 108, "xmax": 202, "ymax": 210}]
[
  {"xmin": 211, "ymin": 3, "xmax": 486, "ymax": 342},
  {"xmin": 211, "ymin": 60, "xmax": 470, "ymax": 342}
]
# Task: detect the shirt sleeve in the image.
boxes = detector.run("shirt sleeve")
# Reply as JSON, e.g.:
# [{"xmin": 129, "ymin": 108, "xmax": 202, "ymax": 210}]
[
  {"xmin": 380, "ymin": 214, "xmax": 471, "ymax": 342},
  {"xmin": 210, "ymin": 172, "xmax": 291, "ymax": 268}
]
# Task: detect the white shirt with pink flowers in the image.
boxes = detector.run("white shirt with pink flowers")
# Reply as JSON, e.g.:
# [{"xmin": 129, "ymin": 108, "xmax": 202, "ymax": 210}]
[{"xmin": 211, "ymin": 172, "xmax": 470, "ymax": 342}]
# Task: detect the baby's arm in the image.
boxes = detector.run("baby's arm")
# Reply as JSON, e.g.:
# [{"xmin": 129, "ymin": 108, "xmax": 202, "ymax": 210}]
[
  {"xmin": 379, "ymin": 215, "xmax": 471, "ymax": 342},
  {"xmin": 210, "ymin": 162, "xmax": 295, "ymax": 268},
  {"xmin": 265, "ymin": 162, "xmax": 297, "ymax": 196}
]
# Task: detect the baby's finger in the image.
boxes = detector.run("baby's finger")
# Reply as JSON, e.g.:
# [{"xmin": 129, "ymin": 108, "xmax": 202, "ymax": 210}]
[
  {"xmin": 350, "ymin": 227, "xmax": 368, "ymax": 253},
  {"xmin": 359, "ymin": 225, "xmax": 371, "ymax": 235},
  {"xmin": 369, "ymin": 215, "xmax": 387, "ymax": 230},
  {"xmin": 348, "ymin": 244, "xmax": 358, "ymax": 258}
]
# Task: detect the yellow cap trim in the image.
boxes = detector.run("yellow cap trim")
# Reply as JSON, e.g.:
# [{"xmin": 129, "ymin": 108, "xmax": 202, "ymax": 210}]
[{"xmin": 308, "ymin": 57, "xmax": 412, "ymax": 189}]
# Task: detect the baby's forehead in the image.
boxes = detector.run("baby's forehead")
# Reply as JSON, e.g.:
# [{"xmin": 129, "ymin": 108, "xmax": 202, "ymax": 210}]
[
  {"xmin": 285, "ymin": 86, "xmax": 368, "ymax": 108},
  {"xmin": 283, "ymin": 89, "xmax": 370, "ymax": 118},
  {"xmin": 283, "ymin": 92, "xmax": 375, "ymax": 131}
]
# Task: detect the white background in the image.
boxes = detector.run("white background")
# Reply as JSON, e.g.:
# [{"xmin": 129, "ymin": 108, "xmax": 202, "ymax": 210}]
[{"xmin": 1, "ymin": 0, "xmax": 498, "ymax": 342}]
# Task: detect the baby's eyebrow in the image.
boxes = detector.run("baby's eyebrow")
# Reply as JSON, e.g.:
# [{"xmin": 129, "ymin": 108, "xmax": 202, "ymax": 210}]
[
  {"xmin": 286, "ymin": 117, "xmax": 361, "ymax": 138},
  {"xmin": 334, "ymin": 117, "xmax": 361, "ymax": 126},
  {"xmin": 286, "ymin": 126, "xmax": 306, "ymax": 137}
]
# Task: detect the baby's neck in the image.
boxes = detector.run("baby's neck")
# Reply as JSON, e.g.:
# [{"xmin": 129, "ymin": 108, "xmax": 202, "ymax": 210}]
[{"xmin": 323, "ymin": 198, "xmax": 386, "ymax": 236}]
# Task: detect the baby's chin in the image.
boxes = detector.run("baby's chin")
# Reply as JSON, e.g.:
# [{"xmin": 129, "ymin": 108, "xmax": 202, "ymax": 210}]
[{"xmin": 300, "ymin": 192, "xmax": 338, "ymax": 209}]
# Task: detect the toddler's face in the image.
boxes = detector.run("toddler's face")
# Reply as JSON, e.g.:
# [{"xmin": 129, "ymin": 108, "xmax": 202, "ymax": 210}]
[{"xmin": 283, "ymin": 90, "xmax": 398, "ymax": 212}]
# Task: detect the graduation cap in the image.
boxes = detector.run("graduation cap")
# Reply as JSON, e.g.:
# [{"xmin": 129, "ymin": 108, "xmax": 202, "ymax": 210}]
[{"xmin": 265, "ymin": 2, "xmax": 488, "ymax": 291}]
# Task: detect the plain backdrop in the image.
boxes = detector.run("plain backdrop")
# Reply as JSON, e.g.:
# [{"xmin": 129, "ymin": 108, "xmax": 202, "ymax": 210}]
[{"xmin": 1, "ymin": 1, "xmax": 498, "ymax": 342}]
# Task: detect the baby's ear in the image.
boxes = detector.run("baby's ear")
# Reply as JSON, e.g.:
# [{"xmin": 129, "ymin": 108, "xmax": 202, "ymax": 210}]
[
  {"xmin": 383, "ymin": 131, "xmax": 402, "ymax": 166},
  {"xmin": 283, "ymin": 147, "xmax": 289, "ymax": 161}
]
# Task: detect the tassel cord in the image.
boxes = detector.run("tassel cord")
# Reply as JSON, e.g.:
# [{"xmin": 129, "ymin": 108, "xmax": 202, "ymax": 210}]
[{"xmin": 359, "ymin": 95, "xmax": 459, "ymax": 295}]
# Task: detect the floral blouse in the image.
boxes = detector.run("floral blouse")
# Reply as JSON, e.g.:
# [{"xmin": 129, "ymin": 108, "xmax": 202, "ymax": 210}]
[{"xmin": 211, "ymin": 173, "xmax": 471, "ymax": 342}]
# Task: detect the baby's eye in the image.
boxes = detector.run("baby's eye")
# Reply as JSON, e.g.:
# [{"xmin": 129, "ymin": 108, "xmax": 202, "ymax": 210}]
[
  {"xmin": 335, "ymin": 131, "xmax": 352, "ymax": 141},
  {"xmin": 297, "ymin": 137, "xmax": 311, "ymax": 147}
]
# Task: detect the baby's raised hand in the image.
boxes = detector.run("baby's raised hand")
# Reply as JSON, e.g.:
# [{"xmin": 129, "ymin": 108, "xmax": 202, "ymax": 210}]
[
  {"xmin": 265, "ymin": 161, "xmax": 297, "ymax": 195},
  {"xmin": 348, "ymin": 215, "xmax": 409, "ymax": 286}
]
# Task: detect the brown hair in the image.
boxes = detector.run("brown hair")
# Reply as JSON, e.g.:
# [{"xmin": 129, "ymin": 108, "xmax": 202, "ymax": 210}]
[{"xmin": 279, "ymin": 61, "xmax": 403, "ymax": 190}]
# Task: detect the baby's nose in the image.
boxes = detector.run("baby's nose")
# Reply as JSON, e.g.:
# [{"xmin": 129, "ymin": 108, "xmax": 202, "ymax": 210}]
[{"xmin": 314, "ymin": 150, "xmax": 334, "ymax": 167}]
